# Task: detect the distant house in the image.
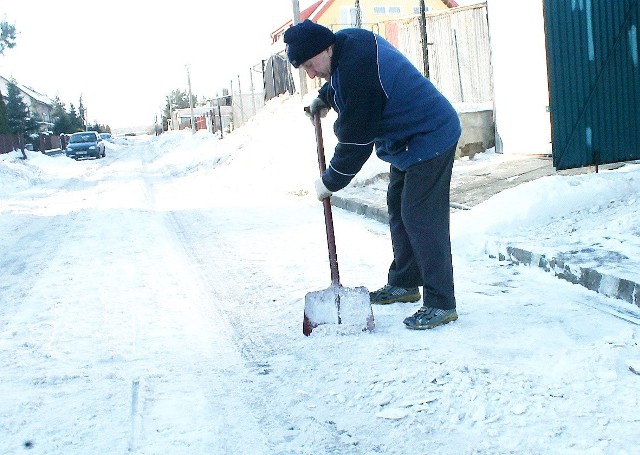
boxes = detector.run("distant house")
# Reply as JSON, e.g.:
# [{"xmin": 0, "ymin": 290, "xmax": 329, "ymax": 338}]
[
  {"xmin": 271, "ymin": 0, "xmax": 458, "ymax": 46},
  {"xmin": 170, "ymin": 104, "xmax": 232, "ymax": 134},
  {"xmin": 0, "ymin": 74, "xmax": 54, "ymax": 130},
  {"xmin": 270, "ymin": 0, "xmax": 462, "ymax": 94}
]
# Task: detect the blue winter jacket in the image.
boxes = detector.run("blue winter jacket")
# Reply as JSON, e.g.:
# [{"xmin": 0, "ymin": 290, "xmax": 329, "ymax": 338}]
[{"xmin": 318, "ymin": 28, "xmax": 461, "ymax": 192}]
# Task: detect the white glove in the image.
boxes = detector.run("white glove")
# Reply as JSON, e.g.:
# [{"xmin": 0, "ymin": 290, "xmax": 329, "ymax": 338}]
[
  {"xmin": 305, "ymin": 97, "xmax": 330, "ymax": 120},
  {"xmin": 314, "ymin": 178, "xmax": 332, "ymax": 201}
]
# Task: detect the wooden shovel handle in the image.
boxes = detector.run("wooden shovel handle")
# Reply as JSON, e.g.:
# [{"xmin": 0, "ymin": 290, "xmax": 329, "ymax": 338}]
[{"xmin": 307, "ymin": 107, "xmax": 340, "ymax": 286}]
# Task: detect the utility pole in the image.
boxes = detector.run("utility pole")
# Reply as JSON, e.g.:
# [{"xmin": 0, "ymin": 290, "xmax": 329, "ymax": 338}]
[
  {"xmin": 217, "ymin": 102, "xmax": 223, "ymax": 139},
  {"xmin": 249, "ymin": 68, "xmax": 257, "ymax": 117},
  {"xmin": 237, "ymin": 74, "xmax": 245, "ymax": 125},
  {"xmin": 291, "ymin": 0, "xmax": 308, "ymax": 97},
  {"xmin": 169, "ymin": 99, "xmax": 174, "ymax": 131},
  {"xmin": 419, "ymin": 0, "xmax": 430, "ymax": 78},
  {"xmin": 230, "ymin": 79, "xmax": 234, "ymax": 132},
  {"xmin": 186, "ymin": 64, "xmax": 196, "ymax": 134},
  {"xmin": 355, "ymin": 0, "xmax": 362, "ymax": 28}
]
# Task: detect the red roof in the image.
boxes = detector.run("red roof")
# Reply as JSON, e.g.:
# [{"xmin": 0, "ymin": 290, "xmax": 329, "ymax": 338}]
[
  {"xmin": 307, "ymin": 0, "xmax": 335, "ymax": 21},
  {"xmin": 271, "ymin": 0, "xmax": 459, "ymax": 43},
  {"xmin": 271, "ymin": 0, "xmax": 324, "ymax": 42},
  {"xmin": 301, "ymin": 0, "xmax": 325, "ymax": 21}
]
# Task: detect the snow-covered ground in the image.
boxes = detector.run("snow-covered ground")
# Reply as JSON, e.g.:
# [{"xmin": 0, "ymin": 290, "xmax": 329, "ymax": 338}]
[{"xmin": 1, "ymin": 95, "xmax": 639, "ymax": 454}]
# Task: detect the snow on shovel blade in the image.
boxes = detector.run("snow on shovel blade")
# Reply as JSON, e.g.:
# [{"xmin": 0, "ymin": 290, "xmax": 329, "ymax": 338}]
[
  {"xmin": 303, "ymin": 283, "xmax": 375, "ymax": 336},
  {"xmin": 303, "ymin": 111, "xmax": 375, "ymax": 336}
]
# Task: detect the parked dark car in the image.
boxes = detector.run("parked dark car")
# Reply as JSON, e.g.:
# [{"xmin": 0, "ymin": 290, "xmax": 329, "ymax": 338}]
[
  {"xmin": 99, "ymin": 133, "xmax": 114, "ymax": 143},
  {"xmin": 65, "ymin": 131, "xmax": 106, "ymax": 160}
]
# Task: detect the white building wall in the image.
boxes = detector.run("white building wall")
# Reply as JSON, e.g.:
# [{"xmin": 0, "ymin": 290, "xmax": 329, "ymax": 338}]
[{"xmin": 487, "ymin": 0, "xmax": 552, "ymax": 155}]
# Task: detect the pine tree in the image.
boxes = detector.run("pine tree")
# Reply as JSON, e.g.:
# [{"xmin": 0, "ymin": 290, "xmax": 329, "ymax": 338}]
[
  {"xmin": 5, "ymin": 79, "xmax": 38, "ymax": 141},
  {"xmin": 67, "ymin": 103, "xmax": 83, "ymax": 132},
  {"xmin": 78, "ymin": 95, "xmax": 86, "ymax": 130},
  {"xmin": 0, "ymin": 20, "xmax": 17, "ymax": 55},
  {"xmin": 164, "ymin": 89, "xmax": 192, "ymax": 116},
  {"xmin": 51, "ymin": 97, "xmax": 72, "ymax": 135},
  {"xmin": 163, "ymin": 89, "xmax": 194, "ymax": 131}
]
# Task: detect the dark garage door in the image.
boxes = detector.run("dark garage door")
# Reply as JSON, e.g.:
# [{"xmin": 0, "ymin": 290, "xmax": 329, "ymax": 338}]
[{"xmin": 543, "ymin": 0, "xmax": 640, "ymax": 170}]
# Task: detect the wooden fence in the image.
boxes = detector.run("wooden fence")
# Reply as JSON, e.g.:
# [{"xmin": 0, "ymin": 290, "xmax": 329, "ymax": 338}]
[
  {"xmin": 293, "ymin": 4, "xmax": 492, "ymax": 106},
  {"xmin": 206, "ymin": 4, "xmax": 493, "ymax": 134},
  {"xmin": 39, "ymin": 134, "xmax": 62, "ymax": 152},
  {"xmin": 386, "ymin": 4, "xmax": 493, "ymax": 104},
  {"xmin": 0, "ymin": 134, "xmax": 20, "ymax": 154},
  {"xmin": 0, "ymin": 133, "xmax": 63, "ymax": 155}
]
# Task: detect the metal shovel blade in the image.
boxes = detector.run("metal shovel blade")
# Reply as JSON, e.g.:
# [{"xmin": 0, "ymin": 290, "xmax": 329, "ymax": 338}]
[{"xmin": 303, "ymin": 283, "xmax": 375, "ymax": 336}]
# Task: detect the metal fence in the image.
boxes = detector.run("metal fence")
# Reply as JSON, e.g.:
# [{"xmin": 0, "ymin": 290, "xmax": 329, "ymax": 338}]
[
  {"xmin": 230, "ymin": 66, "xmax": 267, "ymax": 129},
  {"xmin": 231, "ymin": 90, "xmax": 265, "ymax": 129},
  {"xmin": 229, "ymin": 55, "xmax": 296, "ymax": 129}
]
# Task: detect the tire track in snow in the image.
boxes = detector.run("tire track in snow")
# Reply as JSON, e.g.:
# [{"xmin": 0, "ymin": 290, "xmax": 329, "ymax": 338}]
[
  {"xmin": 166, "ymin": 204, "xmax": 384, "ymax": 454},
  {"xmin": 167, "ymin": 208, "xmax": 315, "ymax": 452}
]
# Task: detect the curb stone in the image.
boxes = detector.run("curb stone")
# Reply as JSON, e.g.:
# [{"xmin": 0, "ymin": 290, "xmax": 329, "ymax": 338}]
[
  {"xmin": 331, "ymin": 181, "xmax": 640, "ymax": 321},
  {"xmin": 331, "ymin": 194, "xmax": 389, "ymax": 224},
  {"xmin": 487, "ymin": 242, "xmax": 640, "ymax": 322}
]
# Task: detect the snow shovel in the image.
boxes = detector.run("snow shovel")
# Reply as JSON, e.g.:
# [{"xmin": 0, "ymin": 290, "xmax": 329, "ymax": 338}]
[{"xmin": 303, "ymin": 108, "xmax": 375, "ymax": 336}]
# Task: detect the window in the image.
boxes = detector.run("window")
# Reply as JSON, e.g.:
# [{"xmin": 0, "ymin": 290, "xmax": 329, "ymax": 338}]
[
  {"xmin": 340, "ymin": 6, "xmax": 360, "ymax": 26},
  {"xmin": 374, "ymin": 5, "xmax": 402, "ymax": 15},
  {"xmin": 413, "ymin": 5, "xmax": 430, "ymax": 14}
]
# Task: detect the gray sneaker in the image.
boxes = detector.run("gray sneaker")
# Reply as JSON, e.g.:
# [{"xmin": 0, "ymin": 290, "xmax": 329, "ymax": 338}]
[
  {"xmin": 370, "ymin": 284, "xmax": 421, "ymax": 305},
  {"xmin": 403, "ymin": 306, "xmax": 458, "ymax": 330}
]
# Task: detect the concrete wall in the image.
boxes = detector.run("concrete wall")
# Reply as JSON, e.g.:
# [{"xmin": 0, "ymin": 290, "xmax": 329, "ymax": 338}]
[{"xmin": 456, "ymin": 109, "xmax": 495, "ymax": 159}]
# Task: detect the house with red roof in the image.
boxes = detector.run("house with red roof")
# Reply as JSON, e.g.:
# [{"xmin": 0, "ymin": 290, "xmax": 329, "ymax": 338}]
[{"xmin": 271, "ymin": 0, "xmax": 459, "ymax": 47}]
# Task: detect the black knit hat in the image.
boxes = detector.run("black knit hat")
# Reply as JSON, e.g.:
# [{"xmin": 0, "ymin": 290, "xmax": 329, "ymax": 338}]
[{"xmin": 284, "ymin": 19, "xmax": 336, "ymax": 68}]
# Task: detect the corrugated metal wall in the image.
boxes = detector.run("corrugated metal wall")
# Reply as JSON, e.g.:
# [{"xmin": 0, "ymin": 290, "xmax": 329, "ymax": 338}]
[
  {"xmin": 392, "ymin": 5, "xmax": 493, "ymax": 104},
  {"xmin": 544, "ymin": 0, "xmax": 640, "ymax": 170}
]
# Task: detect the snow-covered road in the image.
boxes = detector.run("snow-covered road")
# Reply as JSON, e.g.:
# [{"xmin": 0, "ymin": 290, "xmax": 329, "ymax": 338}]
[
  {"xmin": 2, "ymin": 96, "xmax": 640, "ymax": 454},
  {"xmin": 0, "ymin": 151, "xmax": 274, "ymax": 452},
  {"xmin": 0, "ymin": 138, "xmax": 392, "ymax": 453}
]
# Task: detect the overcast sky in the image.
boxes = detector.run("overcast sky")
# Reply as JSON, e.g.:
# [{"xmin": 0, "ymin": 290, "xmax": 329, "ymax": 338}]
[{"xmin": 0, "ymin": 0, "xmax": 296, "ymax": 129}]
